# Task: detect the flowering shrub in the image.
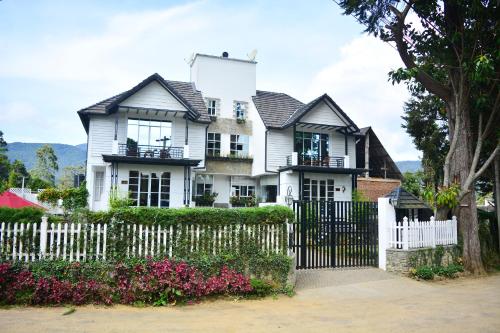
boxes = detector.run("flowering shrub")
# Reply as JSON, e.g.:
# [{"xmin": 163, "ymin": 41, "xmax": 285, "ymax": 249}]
[{"xmin": 0, "ymin": 259, "xmax": 253, "ymax": 306}]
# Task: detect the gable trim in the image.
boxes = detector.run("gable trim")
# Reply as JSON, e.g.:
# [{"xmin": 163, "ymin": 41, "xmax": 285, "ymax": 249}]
[
  {"xmin": 282, "ymin": 94, "xmax": 359, "ymax": 133},
  {"xmin": 106, "ymin": 73, "xmax": 200, "ymax": 120}
]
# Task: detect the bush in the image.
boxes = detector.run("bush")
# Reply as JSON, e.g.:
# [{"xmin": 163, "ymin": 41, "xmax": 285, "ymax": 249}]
[
  {"xmin": 433, "ymin": 264, "xmax": 464, "ymax": 278},
  {"xmin": 0, "ymin": 259, "xmax": 254, "ymax": 306},
  {"xmin": 0, "ymin": 207, "xmax": 45, "ymax": 223},
  {"xmin": 250, "ymin": 278, "xmax": 274, "ymax": 297},
  {"xmin": 411, "ymin": 264, "xmax": 464, "ymax": 280},
  {"xmin": 413, "ymin": 266, "xmax": 434, "ymax": 280},
  {"xmin": 194, "ymin": 193, "xmax": 218, "ymax": 207},
  {"xmin": 82, "ymin": 205, "xmax": 294, "ymax": 227}
]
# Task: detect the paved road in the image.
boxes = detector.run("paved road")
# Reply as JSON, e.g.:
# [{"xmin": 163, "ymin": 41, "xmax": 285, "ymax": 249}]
[{"xmin": 1, "ymin": 269, "xmax": 499, "ymax": 333}]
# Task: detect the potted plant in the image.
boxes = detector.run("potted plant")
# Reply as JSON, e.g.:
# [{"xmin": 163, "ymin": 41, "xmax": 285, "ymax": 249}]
[
  {"xmin": 194, "ymin": 192, "xmax": 218, "ymax": 207},
  {"xmin": 236, "ymin": 117, "xmax": 246, "ymax": 124}
]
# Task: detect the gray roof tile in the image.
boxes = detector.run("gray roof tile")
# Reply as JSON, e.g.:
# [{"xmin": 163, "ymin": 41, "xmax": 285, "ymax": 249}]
[{"xmin": 252, "ymin": 90, "xmax": 304, "ymax": 128}]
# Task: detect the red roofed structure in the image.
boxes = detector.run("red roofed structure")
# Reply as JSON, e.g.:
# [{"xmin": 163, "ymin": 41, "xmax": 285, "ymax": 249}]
[{"xmin": 0, "ymin": 191, "xmax": 45, "ymax": 209}]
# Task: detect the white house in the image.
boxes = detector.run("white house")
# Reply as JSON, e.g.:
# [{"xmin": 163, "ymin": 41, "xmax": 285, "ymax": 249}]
[{"xmin": 78, "ymin": 52, "xmax": 366, "ymax": 210}]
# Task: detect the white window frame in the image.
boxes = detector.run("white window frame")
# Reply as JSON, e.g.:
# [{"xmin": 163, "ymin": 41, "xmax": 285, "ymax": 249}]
[
  {"xmin": 195, "ymin": 175, "xmax": 214, "ymax": 197},
  {"xmin": 205, "ymin": 98, "xmax": 219, "ymax": 116},
  {"xmin": 207, "ymin": 132, "xmax": 221, "ymax": 156},
  {"xmin": 233, "ymin": 101, "xmax": 247, "ymax": 120},
  {"xmin": 93, "ymin": 171, "xmax": 104, "ymax": 202},
  {"xmin": 230, "ymin": 134, "xmax": 249, "ymax": 157},
  {"xmin": 231, "ymin": 185, "xmax": 255, "ymax": 198}
]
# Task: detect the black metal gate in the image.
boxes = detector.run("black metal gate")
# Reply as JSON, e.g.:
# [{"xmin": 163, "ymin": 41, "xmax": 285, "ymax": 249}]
[{"xmin": 291, "ymin": 200, "xmax": 378, "ymax": 269}]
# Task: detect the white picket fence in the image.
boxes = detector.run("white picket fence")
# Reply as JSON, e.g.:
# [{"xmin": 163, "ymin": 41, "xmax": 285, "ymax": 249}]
[
  {"xmin": 0, "ymin": 216, "xmax": 286, "ymax": 262},
  {"xmin": 388, "ymin": 216, "xmax": 458, "ymax": 250}
]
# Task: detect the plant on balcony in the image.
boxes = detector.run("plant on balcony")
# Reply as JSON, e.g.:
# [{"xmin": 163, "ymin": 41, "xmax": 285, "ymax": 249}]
[
  {"xmin": 230, "ymin": 195, "xmax": 256, "ymax": 208},
  {"xmin": 194, "ymin": 192, "xmax": 218, "ymax": 207},
  {"xmin": 236, "ymin": 117, "xmax": 246, "ymax": 124}
]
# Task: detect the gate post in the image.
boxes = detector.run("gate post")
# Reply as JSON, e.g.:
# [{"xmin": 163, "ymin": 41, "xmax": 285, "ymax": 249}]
[{"xmin": 377, "ymin": 197, "xmax": 395, "ymax": 270}]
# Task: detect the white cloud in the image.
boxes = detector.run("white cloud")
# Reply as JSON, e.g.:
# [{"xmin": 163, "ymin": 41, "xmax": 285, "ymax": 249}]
[
  {"xmin": 0, "ymin": 2, "xmax": 207, "ymax": 89},
  {"xmin": 306, "ymin": 35, "xmax": 419, "ymax": 161}
]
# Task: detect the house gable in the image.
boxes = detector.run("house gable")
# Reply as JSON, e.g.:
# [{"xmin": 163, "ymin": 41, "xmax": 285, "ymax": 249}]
[
  {"xmin": 299, "ymin": 100, "xmax": 346, "ymax": 127},
  {"xmin": 119, "ymin": 81, "xmax": 188, "ymax": 112}
]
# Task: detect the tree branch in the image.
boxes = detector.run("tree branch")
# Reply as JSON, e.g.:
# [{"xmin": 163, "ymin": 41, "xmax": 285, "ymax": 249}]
[{"xmin": 389, "ymin": 2, "xmax": 452, "ymax": 102}]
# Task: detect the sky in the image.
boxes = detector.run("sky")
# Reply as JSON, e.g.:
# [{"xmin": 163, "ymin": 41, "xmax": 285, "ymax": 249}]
[{"xmin": 0, "ymin": 0, "xmax": 420, "ymax": 161}]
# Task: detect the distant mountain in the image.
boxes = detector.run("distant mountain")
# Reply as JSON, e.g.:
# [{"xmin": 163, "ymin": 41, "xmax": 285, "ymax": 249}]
[
  {"xmin": 6, "ymin": 142, "xmax": 87, "ymax": 177},
  {"xmin": 396, "ymin": 160, "xmax": 422, "ymax": 173}
]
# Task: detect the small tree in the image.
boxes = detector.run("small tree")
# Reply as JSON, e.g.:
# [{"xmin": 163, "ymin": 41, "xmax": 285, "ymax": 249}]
[
  {"xmin": 0, "ymin": 131, "xmax": 10, "ymax": 183},
  {"xmin": 31, "ymin": 144, "xmax": 58, "ymax": 185},
  {"xmin": 58, "ymin": 165, "xmax": 85, "ymax": 189},
  {"xmin": 7, "ymin": 160, "xmax": 30, "ymax": 188}
]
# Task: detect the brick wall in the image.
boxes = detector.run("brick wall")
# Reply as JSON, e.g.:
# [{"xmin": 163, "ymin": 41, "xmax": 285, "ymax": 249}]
[{"xmin": 357, "ymin": 177, "xmax": 401, "ymax": 202}]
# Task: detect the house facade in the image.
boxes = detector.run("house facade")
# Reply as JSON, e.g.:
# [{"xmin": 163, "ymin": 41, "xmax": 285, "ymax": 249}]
[{"xmin": 78, "ymin": 52, "xmax": 366, "ymax": 211}]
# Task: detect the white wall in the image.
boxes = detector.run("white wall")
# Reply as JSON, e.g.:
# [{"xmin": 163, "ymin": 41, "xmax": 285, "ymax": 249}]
[
  {"xmin": 251, "ymin": 103, "xmax": 267, "ymax": 176},
  {"xmin": 300, "ymin": 101, "xmax": 345, "ymax": 126},
  {"xmin": 88, "ymin": 116, "xmax": 114, "ymax": 161},
  {"xmin": 188, "ymin": 122, "xmax": 207, "ymax": 167},
  {"xmin": 119, "ymin": 81, "xmax": 188, "ymax": 111},
  {"xmin": 190, "ymin": 55, "xmax": 256, "ymax": 119},
  {"xmin": 267, "ymin": 128, "xmax": 293, "ymax": 171},
  {"xmin": 278, "ymin": 171, "xmax": 299, "ymax": 201}
]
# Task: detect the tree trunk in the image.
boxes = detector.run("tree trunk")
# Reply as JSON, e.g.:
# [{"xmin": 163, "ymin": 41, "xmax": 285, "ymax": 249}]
[
  {"xmin": 495, "ymin": 154, "xmax": 500, "ymax": 252},
  {"xmin": 448, "ymin": 100, "xmax": 485, "ymax": 274}
]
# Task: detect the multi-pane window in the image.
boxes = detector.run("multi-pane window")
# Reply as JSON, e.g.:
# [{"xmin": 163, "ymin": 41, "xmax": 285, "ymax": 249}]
[
  {"xmin": 195, "ymin": 175, "xmax": 213, "ymax": 196},
  {"xmin": 303, "ymin": 178, "xmax": 334, "ymax": 201},
  {"xmin": 127, "ymin": 118, "xmax": 172, "ymax": 147},
  {"xmin": 230, "ymin": 134, "xmax": 249, "ymax": 157},
  {"xmin": 231, "ymin": 185, "xmax": 255, "ymax": 198},
  {"xmin": 295, "ymin": 131, "xmax": 329, "ymax": 165},
  {"xmin": 93, "ymin": 171, "xmax": 104, "ymax": 201},
  {"xmin": 233, "ymin": 101, "xmax": 247, "ymax": 120},
  {"xmin": 207, "ymin": 133, "xmax": 221, "ymax": 156},
  {"xmin": 128, "ymin": 171, "xmax": 170, "ymax": 207},
  {"xmin": 206, "ymin": 98, "xmax": 218, "ymax": 116}
]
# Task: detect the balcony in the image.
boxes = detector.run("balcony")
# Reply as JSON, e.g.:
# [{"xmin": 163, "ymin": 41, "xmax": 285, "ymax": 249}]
[
  {"xmin": 102, "ymin": 142, "xmax": 200, "ymax": 167},
  {"xmin": 286, "ymin": 153, "xmax": 347, "ymax": 168},
  {"xmin": 118, "ymin": 144, "xmax": 185, "ymax": 159}
]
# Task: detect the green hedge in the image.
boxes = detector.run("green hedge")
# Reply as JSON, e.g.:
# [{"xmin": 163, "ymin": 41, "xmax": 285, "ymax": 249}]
[
  {"xmin": 75, "ymin": 205, "xmax": 294, "ymax": 226},
  {"xmin": 0, "ymin": 207, "xmax": 45, "ymax": 223}
]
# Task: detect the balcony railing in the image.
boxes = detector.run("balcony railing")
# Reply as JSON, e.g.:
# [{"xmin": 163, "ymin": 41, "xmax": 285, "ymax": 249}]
[
  {"xmin": 118, "ymin": 144, "xmax": 185, "ymax": 159},
  {"xmin": 286, "ymin": 154, "xmax": 345, "ymax": 168}
]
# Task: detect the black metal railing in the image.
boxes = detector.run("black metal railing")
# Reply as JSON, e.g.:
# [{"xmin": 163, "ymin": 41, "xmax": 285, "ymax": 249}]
[
  {"xmin": 286, "ymin": 154, "xmax": 345, "ymax": 168},
  {"xmin": 118, "ymin": 144, "xmax": 184, "ymax": 159}
]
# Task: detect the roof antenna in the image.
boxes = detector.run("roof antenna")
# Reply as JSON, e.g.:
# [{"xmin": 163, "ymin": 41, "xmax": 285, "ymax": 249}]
[
  {"xmin": 247, "ymin": 49, "xmax": 257, "ymax": 61},
  {"xmin": 184, "ymin": 53, "xmax": 195, "ymax": 65}
]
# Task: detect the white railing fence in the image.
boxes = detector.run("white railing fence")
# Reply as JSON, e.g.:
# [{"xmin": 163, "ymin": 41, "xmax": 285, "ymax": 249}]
[
  {"xmin": 388, "ymin": 216, "xmax": 458, "ymax": 250},
  {"xmin": 0, "ymin": 216, "xmax": 287, "ymax": 263}
]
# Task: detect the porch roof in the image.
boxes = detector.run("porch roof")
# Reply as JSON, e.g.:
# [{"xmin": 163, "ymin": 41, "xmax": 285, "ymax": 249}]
[
  {"xmin": 102, "ymin": 155, "xmax": 201, "ymax": 167},
  {"xmin": 385, "ymin": 186, "xmax": 430, "ymax": 209}
]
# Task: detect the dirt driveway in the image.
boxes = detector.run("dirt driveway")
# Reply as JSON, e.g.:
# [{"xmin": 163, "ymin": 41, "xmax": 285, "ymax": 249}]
[{"xmin": 0, "ymin": 269, "xmax": 499, "ymax": 333}]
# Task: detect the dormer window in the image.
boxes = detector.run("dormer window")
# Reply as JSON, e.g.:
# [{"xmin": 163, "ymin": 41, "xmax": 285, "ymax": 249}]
[
  {"xmin": 233, "ymin": 101, "xmax": 247, "ymax": 120},
  {"xmin": 205, "ymin": 98, "xmax": 219, "ymax": 116}
]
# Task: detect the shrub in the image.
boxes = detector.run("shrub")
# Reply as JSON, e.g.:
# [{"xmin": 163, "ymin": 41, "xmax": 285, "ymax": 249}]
[
  {"xmin": 194, "ymin": 193, "xmax": 218, "ymax": 207},
  {"xmin": 250, "ymin": 278, "xmax": 274, "ymax": 297},
  {"xmin": 82, "ymin": 205, "xmax": 294, "ymax": 227},
  {"xmin": 413, "ymin": 266, "xmax": 434, "ymax": 280},
  {"xmin": 0, "ymin": 207, "xmax": 45, "ymax": 223},
  {"xmin": 433, "ymin": 264, "xmax": 464, "ymax": 278},
  {"xmin": 0, "ymin": 259, "xmax": 254, "ymax": 306}
]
